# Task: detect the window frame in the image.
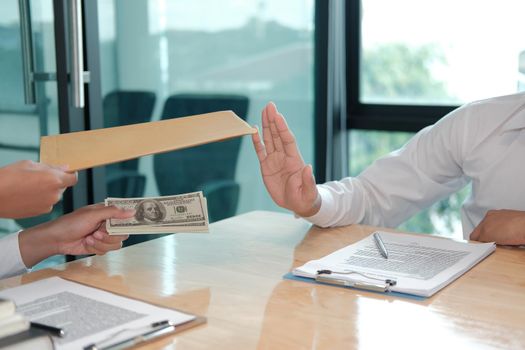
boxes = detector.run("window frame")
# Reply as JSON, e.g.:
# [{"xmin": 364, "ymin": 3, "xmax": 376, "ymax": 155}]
[
  {"xmin": 345, "ymin": 1, "xmax": 458, "ymax": 133},
  {"xmin": 314, "ymin": 0, "xmax": 329, "ymax": 182}
]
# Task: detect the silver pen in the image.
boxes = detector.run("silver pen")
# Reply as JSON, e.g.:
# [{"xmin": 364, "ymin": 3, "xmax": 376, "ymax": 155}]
[
  {"xmin": 373, "ymin": 232, "xmax": 389, "ymax": 259},
  {"xmin": 31, "ymin": 322, "xmax": 66, "ymax": 337}
]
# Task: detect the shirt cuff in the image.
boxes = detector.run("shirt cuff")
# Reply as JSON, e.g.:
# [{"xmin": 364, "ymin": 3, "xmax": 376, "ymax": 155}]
[
  {"xmin": 300, "ymin": 185, "xmax": 335, "ymax": 227},
  {"xmin": 0, "ymin": 231, "xmax": 30, "ymax": 279}
]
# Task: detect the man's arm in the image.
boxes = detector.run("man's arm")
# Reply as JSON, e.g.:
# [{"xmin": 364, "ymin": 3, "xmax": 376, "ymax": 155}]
[
  {"xmin": 252, "ymin": 102, "xmax": 472, "ymax": 229},
  {"xmin": 470, "ymin": 209, "xmax": 525, "ymax": 245},
  {"xmin": 324, "ymin": 131, "xmax": 466, "ymax": 228}
]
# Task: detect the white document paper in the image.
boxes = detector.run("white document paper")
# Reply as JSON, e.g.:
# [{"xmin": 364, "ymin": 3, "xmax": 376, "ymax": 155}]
[
  {"xmin": 293, "ymin": 231, "xmax": 496, "ymax": 297},
  {"xmin": 0, "ymin": 277, "xmax": 196, "ymax": 349}
]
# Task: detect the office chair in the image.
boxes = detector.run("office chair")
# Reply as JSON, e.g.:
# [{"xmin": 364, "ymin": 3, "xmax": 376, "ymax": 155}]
[{"xmin": 154, "ymin": 93, "xmax": 249, "ymax": 222}]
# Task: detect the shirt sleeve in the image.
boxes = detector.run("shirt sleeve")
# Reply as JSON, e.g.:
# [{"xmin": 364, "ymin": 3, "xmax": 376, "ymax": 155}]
[
  {"xmin": 304, "ymin": 105, "xmax": 472, "ymax": 228},
  {"xmin": 0, "ymin": 232, "xmax": 29, "ymax": 279}
]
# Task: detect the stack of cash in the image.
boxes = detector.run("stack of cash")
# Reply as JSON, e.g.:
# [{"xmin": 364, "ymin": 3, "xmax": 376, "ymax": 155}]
[{"xmin": 105, "ymin": 191, "xmax": 209, "ymax": 235}]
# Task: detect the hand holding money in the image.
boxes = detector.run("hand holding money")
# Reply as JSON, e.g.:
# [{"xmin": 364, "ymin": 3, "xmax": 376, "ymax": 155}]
[{"xmin": 106, "ymin": 191, "xmax": 209, "ymax": 235}]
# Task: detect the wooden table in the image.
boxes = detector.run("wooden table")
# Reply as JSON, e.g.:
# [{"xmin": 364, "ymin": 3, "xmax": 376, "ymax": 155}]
[{"xmin": 1, "ymin": 211, "xmax": 524, "ymax": 349}]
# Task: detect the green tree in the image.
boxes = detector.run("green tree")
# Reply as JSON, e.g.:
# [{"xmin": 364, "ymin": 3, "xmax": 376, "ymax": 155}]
[{"xmin": 362, "ymin": 43, "xmax": 453, "ymax": 103}]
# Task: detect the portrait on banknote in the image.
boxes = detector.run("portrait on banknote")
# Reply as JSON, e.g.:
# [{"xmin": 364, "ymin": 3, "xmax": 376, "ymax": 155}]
[{"xmin": 135, "ymin": 199, "xmax": 166, "ymax": 224}]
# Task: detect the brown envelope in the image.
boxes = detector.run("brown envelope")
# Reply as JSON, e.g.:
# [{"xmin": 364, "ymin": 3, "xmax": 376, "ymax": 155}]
[{"xmin": 40, "ymin": 110, "xmax": 257, "ymax": 171}]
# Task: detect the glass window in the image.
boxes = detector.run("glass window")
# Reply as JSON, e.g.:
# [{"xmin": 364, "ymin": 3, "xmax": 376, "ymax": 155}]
[
  {"xmin": 98, "ymin": 0, "xmax": 315, "ymax": 229},
  {"xmin": 349, "ymin": 130, "xmax": 469, "ymax": 238},
  {"xmin": 361, "ymin": 0, "xmax": 525, "ymax": 105}
]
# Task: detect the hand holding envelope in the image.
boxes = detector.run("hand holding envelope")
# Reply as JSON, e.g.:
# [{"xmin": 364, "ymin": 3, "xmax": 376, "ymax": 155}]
[{"xmin": 39, "ymin": 110, "xmax": 255, "ymax": 235}]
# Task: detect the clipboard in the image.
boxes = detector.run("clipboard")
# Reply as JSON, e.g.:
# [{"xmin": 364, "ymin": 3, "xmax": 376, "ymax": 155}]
[
  {"xmin": 288, "ymin": 231, "xmax": 495, "ymax": 299},
  {"xmin": 40, "ymin": 110, "xmax": 257, "ymax": 171},
  {"xmin": 282, "ymin": 272, "xmax": 425, "ymax": 301},
  {"xmin": 60, "ymin": 276, "xmax": 207, "ymax": 349},
  {"xmin": 82, "ymin": 316, "xmax": 206, "ymax": 350},
  {"xmin": 0, "ymin": 277, "xmax": 206, "ymax": 350}
]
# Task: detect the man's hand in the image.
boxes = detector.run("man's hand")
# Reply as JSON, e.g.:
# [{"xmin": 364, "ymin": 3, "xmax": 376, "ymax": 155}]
[
  {"xmin": 0, "ymin": 160, "xmax": 78, "ymax": 219},
  {"xmin": 470, "ymin": 209, "xmax": 525, "ymax": 245},
  {"xmin": 251, "ymin": 102, "xmax": 321, "ymax": 217},
  {"xmin": 18, "ymin": 204, "xmax": 134, "ymax": 268}
]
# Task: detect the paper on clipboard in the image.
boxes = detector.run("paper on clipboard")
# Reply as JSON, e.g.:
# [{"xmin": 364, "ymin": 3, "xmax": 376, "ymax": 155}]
[
  {"xmin": 40, "ymin": 110, "xmax": 257, "ymax": 171},
  {"xmin": 293, "ymin": 231, "xmax": 496, "ymax": 297},
  {"xmin": 0, "ymin": 277, "xmax": 204, "ymax": 350}
]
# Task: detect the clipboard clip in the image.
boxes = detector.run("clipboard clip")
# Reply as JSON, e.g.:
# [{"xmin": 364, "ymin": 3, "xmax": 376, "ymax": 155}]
[{"xmin": 316, "ymin": 269, "xmax": 397, "ymax": 293}]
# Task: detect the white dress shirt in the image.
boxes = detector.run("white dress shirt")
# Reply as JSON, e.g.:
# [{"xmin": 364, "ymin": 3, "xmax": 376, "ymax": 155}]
[
  {"xmin": 306, "ymin": 92, "xmax": 525, "ymax": 238},
  {"xmin": 0, "ymin": 232, "xmax": 29, "ymax": 279}
]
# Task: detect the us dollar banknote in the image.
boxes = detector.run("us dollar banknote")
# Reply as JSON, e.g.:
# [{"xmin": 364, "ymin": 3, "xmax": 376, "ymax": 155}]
[{"xmin": 105, "ymin": 191, "xmax": 209, "ymax": 234}]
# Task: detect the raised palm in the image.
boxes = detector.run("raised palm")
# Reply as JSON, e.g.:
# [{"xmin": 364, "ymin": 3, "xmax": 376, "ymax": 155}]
[{"xmin": 252, "ymin": 103, "xmax": 319, "ymax": 216}]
